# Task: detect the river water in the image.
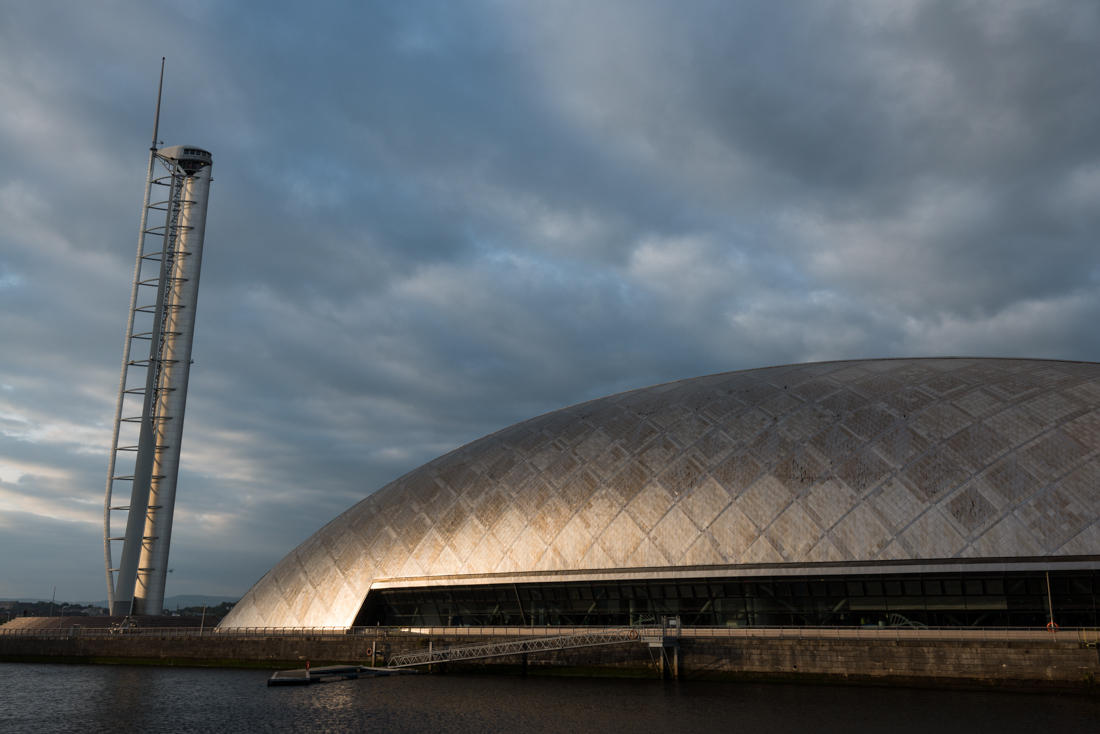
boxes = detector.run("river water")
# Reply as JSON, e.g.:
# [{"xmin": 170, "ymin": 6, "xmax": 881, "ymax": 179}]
[{"xmin": 2, "ymin": 663, "xmax": 1097, "ymax": 733}]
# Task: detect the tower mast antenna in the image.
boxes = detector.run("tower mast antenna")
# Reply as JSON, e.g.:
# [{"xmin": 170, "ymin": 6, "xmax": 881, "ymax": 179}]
[{"xmin": 151, "ymin": 57, "xmax": 164, "ymax": 150}]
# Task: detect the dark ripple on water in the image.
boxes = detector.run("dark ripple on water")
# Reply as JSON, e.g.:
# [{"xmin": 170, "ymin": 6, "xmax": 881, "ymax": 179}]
[{"xmin": 2, "ymin": 663, "xmax": 1098, "ymax": 734}]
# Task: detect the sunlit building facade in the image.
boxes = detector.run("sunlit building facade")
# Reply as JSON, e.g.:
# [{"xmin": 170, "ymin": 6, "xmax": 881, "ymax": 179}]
[{"xmin": 221, "ymin": 358, "xmax": 1100, "ymax": 629}]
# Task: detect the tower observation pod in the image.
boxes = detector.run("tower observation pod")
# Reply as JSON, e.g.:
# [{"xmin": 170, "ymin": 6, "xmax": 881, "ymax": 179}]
[{"xmin": 103, "ymin": 69, "xmax": 214, "ymax": 615}]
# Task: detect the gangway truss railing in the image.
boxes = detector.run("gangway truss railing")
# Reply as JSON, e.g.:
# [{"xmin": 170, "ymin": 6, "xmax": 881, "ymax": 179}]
[{"xmin": 386, "ymin": 627, "xmax": 642, "ymax": 668}]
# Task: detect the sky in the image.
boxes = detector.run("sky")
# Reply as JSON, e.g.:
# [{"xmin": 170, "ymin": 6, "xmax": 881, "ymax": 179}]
[{"xmin": 1, "ymin": 0, "xmax": 1099, "ymax": 603}]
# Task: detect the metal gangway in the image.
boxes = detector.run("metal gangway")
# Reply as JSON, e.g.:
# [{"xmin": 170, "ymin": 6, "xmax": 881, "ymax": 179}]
[{"xmin": 387, "ymin": 627, "xmax": 642, "ymax": 668}]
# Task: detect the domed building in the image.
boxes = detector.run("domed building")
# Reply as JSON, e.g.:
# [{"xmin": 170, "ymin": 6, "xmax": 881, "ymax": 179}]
[{"xmin": 221, "ymin": 358, "xmax": 1100, "ymax": 629}]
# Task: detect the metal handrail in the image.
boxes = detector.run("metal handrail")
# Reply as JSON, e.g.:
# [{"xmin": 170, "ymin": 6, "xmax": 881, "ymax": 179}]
[
  {"xmin": 1, "ymin": 624, "xmax": 1095, "ymax": 642},
  {"xmin": 387, "ymin": 627, "xmax": 641, "ymax": 668}
]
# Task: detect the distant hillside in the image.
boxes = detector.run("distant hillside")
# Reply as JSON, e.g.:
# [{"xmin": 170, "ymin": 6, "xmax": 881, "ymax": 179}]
[
  {"xmin": 2, "ymin": 595, "xmax": 239, "ymax": 608},
  {"xmin": 162, "ymin": 595, "xmax": 240, "ymax": 609},
  {"xmin": 85, "ymin": 595, "xmax": 240, "ymax": 609}
]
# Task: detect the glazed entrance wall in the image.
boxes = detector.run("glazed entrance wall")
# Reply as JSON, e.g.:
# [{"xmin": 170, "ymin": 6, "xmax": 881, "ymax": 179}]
[{"xmin": 359, "ymin": 570, "xmax": 1100, "ymax": 628}]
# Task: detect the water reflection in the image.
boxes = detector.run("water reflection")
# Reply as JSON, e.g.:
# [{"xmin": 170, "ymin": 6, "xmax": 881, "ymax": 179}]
[{"xmin": 1, "ymin": 663, "xmax": 1097, "ymax": 734}]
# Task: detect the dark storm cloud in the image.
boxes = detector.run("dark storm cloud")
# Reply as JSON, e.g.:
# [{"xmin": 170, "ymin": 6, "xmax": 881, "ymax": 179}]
[{"xmin": 1, "ymin": 0, "xmax": 1098, "ymax": 600}]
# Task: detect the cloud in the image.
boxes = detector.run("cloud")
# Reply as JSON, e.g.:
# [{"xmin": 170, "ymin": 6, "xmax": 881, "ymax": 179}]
[{"xmin": 1, "ymin": 0, "xmax": 1099, "ymax": 601}]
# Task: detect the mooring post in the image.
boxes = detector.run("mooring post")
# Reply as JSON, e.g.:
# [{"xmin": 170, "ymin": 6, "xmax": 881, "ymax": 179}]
[{"xmin": 668, "ymin": 611, "xmax": 677, "ymax": 682}]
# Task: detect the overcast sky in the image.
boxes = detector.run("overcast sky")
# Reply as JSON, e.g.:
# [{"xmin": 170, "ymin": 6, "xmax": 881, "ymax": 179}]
[{"xmin": 2, "ymin": 0, "xmax": 1098, "ymax": 603}]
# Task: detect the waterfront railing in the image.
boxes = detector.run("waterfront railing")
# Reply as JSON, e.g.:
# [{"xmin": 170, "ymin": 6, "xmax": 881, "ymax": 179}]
[{"xmin": 1, "ymin": 624, "xmax": 1097, "ymax": 643}]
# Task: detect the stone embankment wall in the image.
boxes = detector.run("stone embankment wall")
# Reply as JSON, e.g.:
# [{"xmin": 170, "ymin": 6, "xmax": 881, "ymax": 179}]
[{"xmin": 2, "ymin": 632, "xmax": 1098, "ymax": 693}]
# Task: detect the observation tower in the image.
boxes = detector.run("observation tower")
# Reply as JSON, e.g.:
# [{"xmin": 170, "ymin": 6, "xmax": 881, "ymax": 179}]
[{"xmin": 103, "ymin": 62, "xmax": 214, "ymax": 615}]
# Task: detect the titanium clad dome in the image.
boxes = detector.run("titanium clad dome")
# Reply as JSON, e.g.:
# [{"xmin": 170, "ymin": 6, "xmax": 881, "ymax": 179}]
[{"xmin": 221, "ymin": 358, "xmax": 1100, "ymax": 628}]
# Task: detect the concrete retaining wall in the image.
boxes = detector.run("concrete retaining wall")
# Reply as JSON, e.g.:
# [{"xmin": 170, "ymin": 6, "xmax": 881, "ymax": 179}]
[{"xmin": 2, "ymin": 633, "xmax": 1097, "ymax": 693}]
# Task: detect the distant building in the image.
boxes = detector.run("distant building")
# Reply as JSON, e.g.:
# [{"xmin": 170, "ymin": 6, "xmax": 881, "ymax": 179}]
[{"xmin": 222, "ymin": 358, "xmax": 1100, "ymax": 629}]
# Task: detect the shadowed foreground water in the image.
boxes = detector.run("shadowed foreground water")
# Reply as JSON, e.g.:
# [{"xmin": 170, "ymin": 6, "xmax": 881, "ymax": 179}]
[{"xmin": 2, "ymin": 663, "xmax": 1098, "ymax": 734}]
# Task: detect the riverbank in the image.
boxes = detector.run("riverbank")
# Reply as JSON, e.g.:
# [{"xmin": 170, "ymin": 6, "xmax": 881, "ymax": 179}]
[{"xmin": 3, "ymin": 624, "xmax": 1098, "ymax": 693}]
